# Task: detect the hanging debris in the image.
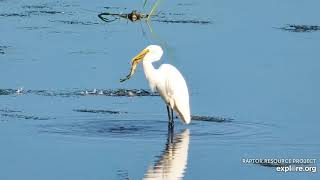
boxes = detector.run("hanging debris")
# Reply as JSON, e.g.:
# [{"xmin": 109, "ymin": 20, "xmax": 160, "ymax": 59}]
[
  {"xmin": 279, "ymin": 24, "xmax": 320, "ymax": 32},
  {"xmin": 98, "ymin": 10, "xmax": 149, "ymax": 23}
]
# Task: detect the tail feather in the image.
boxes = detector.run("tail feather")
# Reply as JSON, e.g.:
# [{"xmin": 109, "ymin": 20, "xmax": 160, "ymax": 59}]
[{"xmin": 175, "ymin": 106, "xmax": 191, "ymax": 124}]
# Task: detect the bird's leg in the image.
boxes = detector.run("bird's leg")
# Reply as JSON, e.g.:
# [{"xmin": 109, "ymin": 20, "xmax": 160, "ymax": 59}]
[
  {"xmin": 170, "ymin": 107, "xmax": 174, "ymax": 127},
  {"xmin": 171, "ymin": 107, "xmax": 174, "ymax": 120},
  {"xmin": 166, "ymin": 105, "xmax": 174, "ymax": 128},
  {"xmin": 166, "ymin": 105, "xmax": 171, "ymax": 121}
]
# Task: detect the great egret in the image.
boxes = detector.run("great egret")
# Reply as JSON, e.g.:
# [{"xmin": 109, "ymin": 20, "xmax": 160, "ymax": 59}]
[{"xmin": 122, "ymin": 45, "xmax": 191, "ymax": 127}]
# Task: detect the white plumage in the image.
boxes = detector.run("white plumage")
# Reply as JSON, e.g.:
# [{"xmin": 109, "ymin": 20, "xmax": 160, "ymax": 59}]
[
  {"xmin": 157, "ymin": 64, "xmax": 190, "ymax": 124},
  {"xmin": 134, "ymin": 45, "xmax": 191, "ymax": 124}
]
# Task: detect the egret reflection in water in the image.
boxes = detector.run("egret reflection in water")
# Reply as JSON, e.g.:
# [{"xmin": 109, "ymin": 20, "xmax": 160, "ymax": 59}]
[{"xmin": 143, "ymin": 128, "xmax": 190, "ymax": 180}]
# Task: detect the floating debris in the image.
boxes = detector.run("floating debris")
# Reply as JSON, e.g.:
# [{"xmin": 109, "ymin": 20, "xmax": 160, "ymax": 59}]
[
  {"xmin": 73, "ymin": 109, "xmax": 127, "ymax": 114},
  {"xmin": 0, "ymin": 45, "xmax": 8, "ymax": 54},
  {"xmin": 104, "ymin": 6, "xmax": 126, "ymax": 10},
  {"xmin": 0, "ymin": 88, "xmax": 158, "ymax": 97},
  {"xmin": 0, "ymin": 89, "xmax": 11, "ymax": 95},
  {"xmin": 278, "ymin": 24, "xmax": 320, "ymax": 32},
  {"xmin": 98, "ymin": 10, "xmax": 211, "ymax": 25},
  {"xmin": 79, "ymin": 89, "xmax": 158, "ymax": 97},
  {"xmin": 98, "ymin": 10, "xmax": 149, "ymax": 22},
  {"xmin": 191, "ymin": 115, "xmax": 233, "ymax": 123},
  {"xmin": 16, "ymin": 87, "xmax": 23, "ymax": 94}
]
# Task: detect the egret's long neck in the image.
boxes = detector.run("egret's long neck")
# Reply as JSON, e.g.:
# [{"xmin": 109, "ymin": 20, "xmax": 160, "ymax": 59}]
[
  {"xmin": 142, "ymin": 60, "xmax": 158, "ymax": 92},
  {"xmin": 142, "ymin": 60, "xmax": 156, "ymax": 80}
]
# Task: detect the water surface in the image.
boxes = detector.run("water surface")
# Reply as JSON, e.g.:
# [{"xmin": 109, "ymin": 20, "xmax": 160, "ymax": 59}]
[{"xmin": 1, "ymin": 0, "xmax": 319, "ymax": 179}]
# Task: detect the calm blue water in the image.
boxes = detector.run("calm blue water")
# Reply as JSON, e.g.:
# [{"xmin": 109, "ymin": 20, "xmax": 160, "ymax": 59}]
[{"xmin": 1, "ymin": 0, "xmax": 319, "ymax": 179}]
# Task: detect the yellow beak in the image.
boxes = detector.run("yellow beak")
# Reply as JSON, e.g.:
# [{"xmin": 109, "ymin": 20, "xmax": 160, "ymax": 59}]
[
  {"xmin": 120, "ymin": 48, "xmax": 150, "ymax": 83},
  {"xmin": 131, "ymin": 48, "xmax": 150, "ymax": 64}
]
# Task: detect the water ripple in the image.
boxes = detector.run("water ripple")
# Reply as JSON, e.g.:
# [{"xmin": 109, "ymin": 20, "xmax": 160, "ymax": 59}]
[
  {"xmin": 50, "ymin": 20, "xmax": 99, "ymax": 25},
  {"xmin": 39, "ymin": 115, "xmax": 277, "ymax": 143},
  {"xmin": 0, "ymin": 109, "xmax": 54, "ymax": 121},
  {"xmin": 22, "ymin": 5, "xmax": 48, "ymax": 9},
  {"xmin": 0, "ymin": 2, "xmax": 72, "ymax": 18},
  {"xmin": 152, "ymin": 19, "xmax": 211, "ymax": 24},
  {"xmin": 73, "ymin": 109, "xmax": 127, "ymax": 114},
  {"xmin": 0, "ymin": 10, "xmax": 65, "ymax": 18}
]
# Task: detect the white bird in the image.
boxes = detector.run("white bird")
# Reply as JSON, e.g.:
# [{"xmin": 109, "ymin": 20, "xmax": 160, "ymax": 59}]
[{"xmin": 128, "ymin": 45, "xmax": 191, "ymax": 126}]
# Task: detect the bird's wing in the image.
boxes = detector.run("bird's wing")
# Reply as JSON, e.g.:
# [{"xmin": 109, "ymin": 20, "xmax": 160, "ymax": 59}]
[{"xmin": 159, "ymin": 64, "xmax": 191, "ymax": 124}]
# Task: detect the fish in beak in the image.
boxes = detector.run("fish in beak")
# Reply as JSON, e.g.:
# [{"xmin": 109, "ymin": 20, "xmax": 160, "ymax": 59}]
[{"xmin": 120, "ymin": 49, "xmax": 149, "ymax": 82}]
